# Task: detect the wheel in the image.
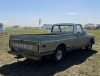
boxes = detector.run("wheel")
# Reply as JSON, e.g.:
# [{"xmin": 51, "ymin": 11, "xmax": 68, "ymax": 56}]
[
  {"xmin": 85, "ymin": 42, "xmax": 92, "ymax": 51},
  {"xmin": 52, "ymin": 46, "xmax": 65, "ymax": 63}
]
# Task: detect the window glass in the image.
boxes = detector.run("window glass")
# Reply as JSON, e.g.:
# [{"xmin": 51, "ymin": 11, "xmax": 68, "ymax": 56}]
[
  {"xmin": 52, "ymin": 26, "xmax": 60, "ymax": 32},
  {"xmin": 60, "ymin": 25, "xmax": 73, "ymax": 33},
  {"xmin": 77, "ymin": 25, "xmax": 83, "ymax": 33}
]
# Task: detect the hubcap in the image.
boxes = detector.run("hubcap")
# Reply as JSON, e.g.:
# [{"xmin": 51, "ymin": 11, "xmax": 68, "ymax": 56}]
[
  {"xmin": 56, "ymin": 50, "xmax": 62, "ymax": 60},
  {"xmin": 88, "ymin": 43, "xmax": 92, "ymax": 49}
]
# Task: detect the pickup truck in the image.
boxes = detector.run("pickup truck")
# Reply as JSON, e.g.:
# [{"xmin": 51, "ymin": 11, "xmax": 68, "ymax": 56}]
[{"xmin": 8, "ymin": 23, "xmax": 95, "ymax": 62}]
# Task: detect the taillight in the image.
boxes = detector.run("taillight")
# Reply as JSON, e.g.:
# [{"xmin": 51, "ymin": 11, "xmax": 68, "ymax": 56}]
[
  {"xmin": 38, "ymin": 45, "xmax": 40, "ymax": 52},
  {"xmin": 38, "ymin": 44, "xmax": 46, "ymax": 52}
]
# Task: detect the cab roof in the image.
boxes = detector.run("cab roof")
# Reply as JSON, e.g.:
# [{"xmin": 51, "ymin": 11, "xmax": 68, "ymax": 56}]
[{"xmin": 53, "ymin": 23, "xmax": 80, "ymax": 26}]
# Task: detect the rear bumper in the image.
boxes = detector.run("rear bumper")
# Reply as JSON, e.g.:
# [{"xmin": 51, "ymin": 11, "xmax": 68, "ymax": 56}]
[
  {"xmin": 8, "ymin": 51, "xmax": 41, "ymax": 60},
  {"xmin": 8, "ymin": 50, "xmax": 54, "ymax": 60}
]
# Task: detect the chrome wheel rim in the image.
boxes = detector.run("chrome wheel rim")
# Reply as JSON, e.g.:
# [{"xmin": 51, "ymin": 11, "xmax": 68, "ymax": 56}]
[{"xmin": 56, "ymin": 50, "xmax": 62, "ymax": 60}]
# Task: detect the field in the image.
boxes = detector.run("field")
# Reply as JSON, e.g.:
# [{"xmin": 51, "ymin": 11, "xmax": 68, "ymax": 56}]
[{"xmin": 0, "ymin": 29, "xmax": 100, "ymax": 76}]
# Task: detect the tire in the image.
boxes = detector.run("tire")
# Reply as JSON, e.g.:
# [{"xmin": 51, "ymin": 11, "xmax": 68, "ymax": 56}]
[
  {"xmin": 52, "ymin": 46, "xmax": 65, "ymax": 63},
  {"xmin": 85, "ymin": 42, "xmax": 92, "ymax": 51}
]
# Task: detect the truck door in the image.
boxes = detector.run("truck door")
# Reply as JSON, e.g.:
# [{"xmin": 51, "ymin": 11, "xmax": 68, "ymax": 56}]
[
  {"xmin": 60, "ymin": 25, "xmax": 78, "ymax": 50},
  {"xmin": 76, "ymin": 25, "xmax": 87, "ymax": 47}
]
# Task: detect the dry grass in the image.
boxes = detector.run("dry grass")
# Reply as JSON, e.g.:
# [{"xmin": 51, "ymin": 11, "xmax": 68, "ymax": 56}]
[{"xmin": 0, "ymin": 29, "xmax": 100, "ymax": 76}]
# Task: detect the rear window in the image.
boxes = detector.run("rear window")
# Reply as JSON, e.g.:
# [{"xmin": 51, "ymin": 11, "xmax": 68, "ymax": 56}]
[{"xmin": 60, "ymin": 25, "xmax": 74, "ymax": 33}]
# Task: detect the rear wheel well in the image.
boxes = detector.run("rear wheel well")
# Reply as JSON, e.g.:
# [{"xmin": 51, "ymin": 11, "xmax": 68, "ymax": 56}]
[{"xmin": 57, "ymin": 44, "xmax": 66, "ymax": 52}]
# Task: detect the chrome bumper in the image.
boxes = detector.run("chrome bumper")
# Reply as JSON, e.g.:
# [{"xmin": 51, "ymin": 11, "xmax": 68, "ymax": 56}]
[{"xmin": 8, "ymin": 51, "xmax": 41, "ymax": 60}]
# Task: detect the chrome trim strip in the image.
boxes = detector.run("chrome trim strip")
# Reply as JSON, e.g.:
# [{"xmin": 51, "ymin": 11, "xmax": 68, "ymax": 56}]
[
  {"xmin": 41, "ymin": 37, "xmax": 77, "ymax": 43},
  {"xmin": 12, "ymin": 39, "xmax": 37, "ymax": 43}
]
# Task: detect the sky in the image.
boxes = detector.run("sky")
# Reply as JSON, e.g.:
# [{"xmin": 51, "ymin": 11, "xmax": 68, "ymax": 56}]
[{"xmin": 0, "ymin": 0, "xmax": 100, "ymax": 27}]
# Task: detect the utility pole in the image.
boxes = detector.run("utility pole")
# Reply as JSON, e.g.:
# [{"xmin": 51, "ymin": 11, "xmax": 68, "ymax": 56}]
[{"xmin": 39, "ymin": 19, "xmax": 41, "ymax": 29}]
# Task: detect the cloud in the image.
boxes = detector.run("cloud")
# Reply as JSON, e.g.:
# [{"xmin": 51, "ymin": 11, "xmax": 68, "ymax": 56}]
[
  {"xmin": 4, "ymin": 20, "xmax": 8, "ymax": 23},
  {"xmin": 67, "ymin": 12, "xmax": 77, "ymax": 15}
]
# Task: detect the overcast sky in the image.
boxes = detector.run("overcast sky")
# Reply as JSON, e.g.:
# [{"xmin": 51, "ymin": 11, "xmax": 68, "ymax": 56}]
[{"xmin": 0, "ymin": 0, "xmax": 100, "ymax": 27}]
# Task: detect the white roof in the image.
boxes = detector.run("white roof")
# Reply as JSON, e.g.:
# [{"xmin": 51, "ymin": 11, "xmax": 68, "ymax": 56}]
[{"xmin": 53, "ymin": 23, "xmax": 78, "ymax": 26}]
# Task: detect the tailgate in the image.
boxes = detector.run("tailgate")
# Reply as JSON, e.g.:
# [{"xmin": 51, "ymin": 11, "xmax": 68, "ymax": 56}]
[{"xmin": 9, "ymin": 34, "xmax": 39, "ymax": 53}]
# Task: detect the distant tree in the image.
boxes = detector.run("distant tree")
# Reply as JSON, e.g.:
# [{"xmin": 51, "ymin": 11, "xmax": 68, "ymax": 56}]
[
  {"xmin": 13, "ymin": 25, "xmax": 19, "ymax": 28},
  {"xmin": 95, "ymin": 24, "xmax": 100, "ymax": 29}
]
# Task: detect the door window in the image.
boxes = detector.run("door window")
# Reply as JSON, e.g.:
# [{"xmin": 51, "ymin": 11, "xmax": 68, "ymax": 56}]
[{"xmin": 77, "ymin": 25, "xmax": 83, "ymax": 33}]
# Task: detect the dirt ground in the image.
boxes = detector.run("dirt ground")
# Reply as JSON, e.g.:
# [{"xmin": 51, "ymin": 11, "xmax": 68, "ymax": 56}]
[{"xmin": 0, "ymin": 48, "xmax": 99, "ymax": 76}]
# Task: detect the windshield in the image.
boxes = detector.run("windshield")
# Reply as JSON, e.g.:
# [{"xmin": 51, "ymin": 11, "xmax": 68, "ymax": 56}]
[{"xmin": 52, "ymin": 25, "xmax": 74, "ymax": 33}]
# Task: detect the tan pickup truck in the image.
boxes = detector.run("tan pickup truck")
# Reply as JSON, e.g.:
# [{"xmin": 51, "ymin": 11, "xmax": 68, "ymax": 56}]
[{"xmin": 8, "ymin": 23, "xmax": 95, "ymax": 62}]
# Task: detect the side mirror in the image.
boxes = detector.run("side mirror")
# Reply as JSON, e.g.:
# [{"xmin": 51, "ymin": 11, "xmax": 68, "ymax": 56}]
[
  {"xmin": 84, "ymin": 32, "xmax": 86, "ymax": 34},
  {"xmin": 82, "ymin": 31, "xmax": 86, "ymax": 35},
  {"xmin": 83, "ymin": 29, "xmax": 86, "ymax": 34}
]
